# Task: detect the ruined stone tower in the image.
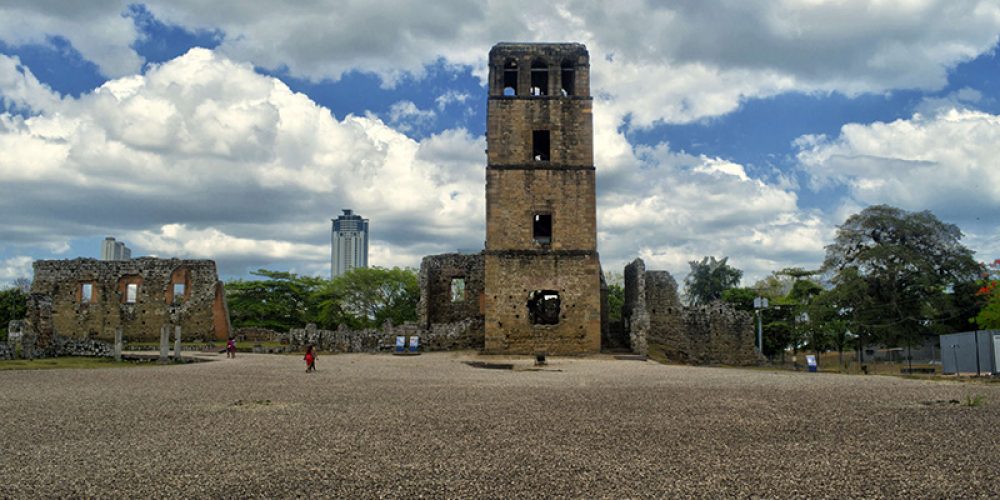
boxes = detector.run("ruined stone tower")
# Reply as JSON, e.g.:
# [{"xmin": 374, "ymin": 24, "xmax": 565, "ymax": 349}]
[{"xmin": 484, "ymin": 43, "xmax": 601, "ymax": 354}]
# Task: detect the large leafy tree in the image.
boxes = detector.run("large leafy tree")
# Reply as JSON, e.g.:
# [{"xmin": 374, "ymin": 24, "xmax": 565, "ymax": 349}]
[
  {"xmin": 973, "ymin": 259, "xmax": 1000, "ymax": 329},
  {"xmin": 822, "ymin": 205, "xmax": 982, "ymax": 352},
  {"xmin": 226, "ymin": 270, "xmax": 324, "ymax": 331},
  {"xmin": 314, "ymin": 267, "xmax": 419, "ymax": 329},
  {"xmin": 684, "ymin": 256, "xmax": 743, "ymax": 306},
  {"xmin": 0, "ymin": 286, "xmax": 28, "ymax": 341}
]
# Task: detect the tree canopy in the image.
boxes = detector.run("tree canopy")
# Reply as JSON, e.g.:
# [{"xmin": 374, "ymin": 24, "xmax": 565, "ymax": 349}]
[
  {"xmin": 225, "ymin": 270, "xmax": 325, "ymax": 332},
  {"xmin": 973, "ymin": 259, "xmax": 1000, "ymax": 329},
  {"xmin": 314, "ymin": 267, "xmax": 419, "ymax": 329},
  {"xmin": 0, "ymin": 286, "xmax": 27, "ymax": 341},
  {"xmin": 684, "ymin": 256, "xmax": 743, "ymax": 306},
  {"xmin": 225, "ymin": 267, "xmax": 420, "ymax": 332},
  {"xmin": 822, "ymin": 204, "xmax": 982, "ymax": 348}
]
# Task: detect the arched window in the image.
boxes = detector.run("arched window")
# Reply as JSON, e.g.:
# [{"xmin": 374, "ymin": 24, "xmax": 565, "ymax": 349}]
[
  {"xmin": 503, "ymin": 59, "xmax": 518, "ymax": 96},
  {"xmin": 560, "ymin": 60, "xmax": 575, "ymax": 96},
  {"xmin": 530, "ymin": 60, "xmax": 548, "ymax": 96}
]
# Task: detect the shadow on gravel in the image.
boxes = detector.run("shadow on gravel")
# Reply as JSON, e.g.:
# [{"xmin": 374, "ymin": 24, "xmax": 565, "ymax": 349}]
[{"xmin": 464, "ymin": 361, "xmax": 514, "ymax": 370}]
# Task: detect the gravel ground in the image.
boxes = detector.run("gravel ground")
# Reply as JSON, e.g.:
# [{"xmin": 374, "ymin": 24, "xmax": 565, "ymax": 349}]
[{"xmin": 1, "ymin": 352, "xmax": 999, "ymax": 498}]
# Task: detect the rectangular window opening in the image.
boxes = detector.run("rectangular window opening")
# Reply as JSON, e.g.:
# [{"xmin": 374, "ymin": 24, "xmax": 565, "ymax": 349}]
[
  {"xmin": 81, "ymin": 283, "xmax": 92, "ymax": 303},
  {"xmin": 532, "ymin": 130, "xmax": 550, "ymax": 161},
  {"xmin": 531, "ymin": 67, "xmax": 548, "ymax": 96},
  {"xmin": 173, "ymin": 283, "xmax": 186, "ymax": 303},
  {"xmin": 450, "ymin": 278, "xmax": 466, "ymax": 302},
  {"xmin": 561, "ymin": 69, "xmax": 575, "ymax": 96},
  {"xmin": 528, "ymin": 290, "xmax": 560, "ymax": 325},
  {"xmin": 533, "ymin": 213, "xmax": 552, "ymax": 244},
  {"xmin": 503, "ymin": 70, "xmax": 518, "ymax": 96},
  {"xmin": 126, "ymin": 283, "xmax": 138, "ymax": 304}
]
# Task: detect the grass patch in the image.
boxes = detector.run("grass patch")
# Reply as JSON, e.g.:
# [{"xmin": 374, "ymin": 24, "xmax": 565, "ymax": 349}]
[
  {"xmin": 963, "ymin": 394, "xmax": 986, "ymax": 407},
  {"xmin": 0, "ymin": 357, "xmax": 144, "ymax": 371}
]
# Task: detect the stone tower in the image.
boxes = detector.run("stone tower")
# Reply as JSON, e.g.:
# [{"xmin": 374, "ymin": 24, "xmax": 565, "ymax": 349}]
[{"xmin": 483, "ymin": 43, "xmax": 601, "ymax": 354}]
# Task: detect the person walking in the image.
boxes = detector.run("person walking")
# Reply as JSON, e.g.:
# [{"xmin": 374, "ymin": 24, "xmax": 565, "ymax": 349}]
[
  {"xmin": 226, "ymin": 337, "xmax": 236, "ymax": 359},
  {"xmin": 304, "ymin": 344, "xmax": 317, "ymax": 373}
]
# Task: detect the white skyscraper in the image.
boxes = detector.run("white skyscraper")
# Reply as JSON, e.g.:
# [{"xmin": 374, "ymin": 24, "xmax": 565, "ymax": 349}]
[
  {"xmin": 100, "ymin": 237, "xmax": 132, "ymax": 261},
  {"xmin": 331, "ymin": 209, "xmax": 369, "ymax": 278}
]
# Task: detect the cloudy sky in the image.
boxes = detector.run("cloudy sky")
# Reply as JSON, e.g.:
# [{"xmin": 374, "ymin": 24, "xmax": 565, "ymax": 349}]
[{"xmin": 1, "ymin": 1, "xmax": 999, "ymax": 286}]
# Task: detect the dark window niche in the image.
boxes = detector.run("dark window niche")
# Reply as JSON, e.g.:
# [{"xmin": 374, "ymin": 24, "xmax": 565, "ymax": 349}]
[
  {"xmin": 532, "ymin": 130, "xmax": 550, "ymax": 161},
  {"xmin": 530, "ymin": 60, "xmax": 548, "ymax": 96},
  {"xmin": 503, "ymin": 59, "xmax": 518, "ymax": 96},
  {"xmin": 528, "ymin": 290, "xmax": 560, "ymax": 325},
  {"xmin": 533, "ymin": 213, "xmax": 552, "ymax": 244},
  {"xmin": 561, "ymin": 60, "xmax": 575, "ymax": 96}
]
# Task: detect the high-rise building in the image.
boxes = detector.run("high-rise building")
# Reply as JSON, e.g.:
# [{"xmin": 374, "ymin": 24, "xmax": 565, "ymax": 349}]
[
  {"xmin": 100, "ymin": 237, "xmax": 132, "ymax": 261},
  {"xmin": 331, "ymin": 209, "xmax": 369, "ymax": 278}
]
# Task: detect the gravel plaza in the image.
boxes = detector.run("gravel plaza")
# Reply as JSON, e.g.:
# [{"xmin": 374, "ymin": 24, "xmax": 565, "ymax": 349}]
[{"xmin": 1, "ymin": 352, "xmax": 999, "ymax": 498}]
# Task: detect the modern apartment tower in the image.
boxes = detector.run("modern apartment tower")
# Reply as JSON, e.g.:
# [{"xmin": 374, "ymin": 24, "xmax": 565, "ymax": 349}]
[
  {"xmin": 100, "ymin": 237, "xmax": 131, "ymax": 261},
  {"xmin": 331, "ymin": 209, "xmax": 369, "ymax": 278},
  {"xmin": 483, "ymin": 43, "xmax": 601, "ymax": 354}
]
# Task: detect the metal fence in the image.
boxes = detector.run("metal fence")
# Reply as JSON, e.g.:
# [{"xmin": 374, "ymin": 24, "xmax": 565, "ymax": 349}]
[{"xmin": 939, "ymin": 330, "xmax": 999, "ymax": 375}]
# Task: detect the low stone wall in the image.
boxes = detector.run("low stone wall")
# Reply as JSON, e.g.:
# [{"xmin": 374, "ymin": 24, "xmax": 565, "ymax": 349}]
[
  {"xmin": 53, "ymin": 338, "xmax": 115, "ymax": 358},
  {"xmin": 233, "ymin": 327, "xmax": 283, "ymax": 342},
  {"xmin": 289, "ymin": 318, "xmax": 485, "ymax": 353},
  {"xmin": 0, "ymin": 343, "xmax": 12, "ymax": 360}
]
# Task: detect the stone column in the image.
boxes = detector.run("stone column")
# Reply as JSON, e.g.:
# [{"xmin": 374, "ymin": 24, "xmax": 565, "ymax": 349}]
[
  {"xmin": 22, "ymin": 332, "xmax": 35, "ymax": 361},
  {"xmin": 173, "ymin": 325, "xmax": 182, "ymax": 362},
  {"xmin": 159, "ymin": 325, "xmax": 169, "ymax": 364},
  {"xmin": 114, "ymin": 327, "xmax": 122, "ymax": 362}
]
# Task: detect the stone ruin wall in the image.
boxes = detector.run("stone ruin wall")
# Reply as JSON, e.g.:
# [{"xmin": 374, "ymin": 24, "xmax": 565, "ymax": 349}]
[
  {"xmin": 622, "ymin": 258, "xmax": 650, "ymax": 355},
  {"xmin": 623, "ymin": 258, "xmax": 760, "ymax": 365},
  {"xmin": 289, "ymin": 318, "xmax": 484, "ymax": 353},
  {"xmin": 418, "ymin": 253, "xmax": 486, "ymax": 330},
  {"xmin": 21, "ymin": 258, "xmax": 231, "ymax": 358}
]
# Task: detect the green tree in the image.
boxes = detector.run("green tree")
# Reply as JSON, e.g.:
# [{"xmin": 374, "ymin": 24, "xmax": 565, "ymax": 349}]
[
  {"xmin": 607, "ymin": 283, "xmax": 625, "ymax": 322},
  {"xmin": 973, "ymin": 259, "xmax": 1000, "ymax": 329},
  {"xmin": 314, "ymin": 267, "xmax": 419, "ymax": 329},
  {"xmin": 683, "ymin": 256, "xmax": 743, "ymax": 306},
  {"xmin": 721, "ymin": 287, "xmax": 757, "ymax": 312},
  {"xmin": 822, "ymin": 205, "xmax": 982, "ymax": 358},
  {"xmin": 0, "ymin": 286, "xmax": 28, "ymax": 341},
  {"xmin": 225, "ymin": 270, "xmax": 324, "ymax": 332}
]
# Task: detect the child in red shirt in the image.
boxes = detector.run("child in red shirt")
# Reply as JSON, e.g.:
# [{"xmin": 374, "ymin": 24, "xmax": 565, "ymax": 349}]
[{"xmin": 304, "ymin": 344, "xmax": 316, "ymax": 373}]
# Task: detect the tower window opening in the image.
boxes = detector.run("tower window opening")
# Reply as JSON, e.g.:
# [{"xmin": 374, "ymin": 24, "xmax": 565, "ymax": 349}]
[
  {"xmin": 126, "ymin": 283, "xmax": 138, "ymax": 304},
  {"xmin": 533, "ymin": 213, "xmax": 552, "ymax": 244},
  {"xmin": 451, "ymin": 277, "xmax": 466, "ymax": 302},
  {"xmin": 528, "ymin": 290, "xmax": 560, "ymax": 325},
  {"xmin": 530, "ymin": 60, "xmax": 548, "ymax": 96},
  {"xmin": 503, "ymin": 59, "xmax": 518, "ymax": 96},
  {"xmin": 532, "ymin": 130, "xmax": 550, "ymax": 161},
  {"xmin": 173, "ymin": 283, "xmax": 186, "ymax": 303},
  {"xmin": 81, "ymin": 283, "xmax": 93, "ymax": 303},
  {"xmin": 561, "ymin": 60, "xmax": 575, "ymax": 96}
]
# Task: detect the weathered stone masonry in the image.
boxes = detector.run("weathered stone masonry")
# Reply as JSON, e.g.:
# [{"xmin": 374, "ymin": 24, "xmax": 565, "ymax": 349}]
[
  {"xmin": 418, "ymin": 253, "xmax": 485, "ymax": 330},
  {"xmin": 483, "ymin": 43, "xmax": 602, "ymax": 354},
  {"xmin": 24, "ymin": 258, "xmax": 230, "ymax": 357},
  {"xmin": 623, "ymin": 258, "xmax": 760, "ymax": 365}
]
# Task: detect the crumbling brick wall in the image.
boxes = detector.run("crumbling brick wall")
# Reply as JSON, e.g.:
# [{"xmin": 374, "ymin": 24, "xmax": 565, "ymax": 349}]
[
  {"xmin": 623, "ymin": 258, "xmax": 759, "ymax": 365},
  {"xmin": 623, "ymin": 258, "xmax": 649, "ymax": 355},
  {"xmin": 418, "ymin": 253, "xmax": 485, "ymax": 329},
  {"xmin": 27, "ymin": 258, "xmax": 230, "ymax": 355}
]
